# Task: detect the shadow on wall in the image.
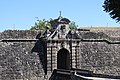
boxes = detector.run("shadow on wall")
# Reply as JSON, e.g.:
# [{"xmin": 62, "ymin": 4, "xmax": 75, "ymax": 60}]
[{"xmin": 31, "ymin": 33, "xmax": 46, "ymax": 73}]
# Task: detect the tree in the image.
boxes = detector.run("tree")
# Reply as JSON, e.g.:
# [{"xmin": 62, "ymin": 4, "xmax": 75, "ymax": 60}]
[
  {"xmin": 103, "ymin": 0, "xmax": 120, "ymax": 22},
  {"xmin": 30, "ymin": 19, "xmax": 51, "ymax": 30},
  {"xmin": 69, "ymin": 21, "xmax": 78, "ymax": 29}
]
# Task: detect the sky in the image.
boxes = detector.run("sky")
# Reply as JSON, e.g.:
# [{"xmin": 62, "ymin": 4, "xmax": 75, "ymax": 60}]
[{"xmin": 0, "ymin": 0, "xmax": 120, "ymax": 32}]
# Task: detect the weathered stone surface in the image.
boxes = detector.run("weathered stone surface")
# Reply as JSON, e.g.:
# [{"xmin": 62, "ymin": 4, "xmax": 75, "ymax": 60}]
[
  {"xmin": 0, "ymin": 42, "xmax": 44, "ymax": 80},
  {"xmin": 1, "ymin": 30, "xmax": 120, "ymax": 80},
  {"xmin": 0, "ymin": 30, "xmax": 41, "ymax": 40},
  {"xmin": 80, "ymin": 42, "xmax": 120, "ymax": 76},
  {"xmin": 94, "ymin": 30, "xmax": 120, "ymax": 36},
  {"xmin": 80, "ymin": 31, "xmax": 109, "ymax": 39}
]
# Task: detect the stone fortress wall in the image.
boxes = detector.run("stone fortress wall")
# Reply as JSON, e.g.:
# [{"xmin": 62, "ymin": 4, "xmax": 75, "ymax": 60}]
[
  {"xmin": 79, "ymin": 29, "xmax": 120, "ymax": 76},
  {"xmin": 0, "ymin": 29, "xmax": 120, "ymax": 80},
  {"xmin": 0, "ymin": 30, "xmax": 45, "ymax": 80}
]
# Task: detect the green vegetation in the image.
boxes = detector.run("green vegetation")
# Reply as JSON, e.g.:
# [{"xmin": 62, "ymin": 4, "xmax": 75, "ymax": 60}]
[
  {"xmin": 30, "ymin": 19, "xmax": 51, "ymax": 30},
  {"xmin": 30, "ymin": 17, "xmax": 78, "ymax": 30},
  {"xmin": 69, "ymin": 21, "xmax": 78, "ymax": 29},
  {"xmin": 103, "ymin": 0, "xmax": 120, "ymax": 22}
]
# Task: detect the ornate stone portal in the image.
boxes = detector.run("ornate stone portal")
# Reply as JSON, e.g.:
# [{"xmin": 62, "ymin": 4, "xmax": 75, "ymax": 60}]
[{"xmin": 38, "ymin": 17, "xmax": 81, "ymax": 75}]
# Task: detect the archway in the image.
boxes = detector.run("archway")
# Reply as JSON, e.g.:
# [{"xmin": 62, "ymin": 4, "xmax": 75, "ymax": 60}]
[{"xmin": 57, "ymin": 48, "xmax": 70, "ymax": 70}]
